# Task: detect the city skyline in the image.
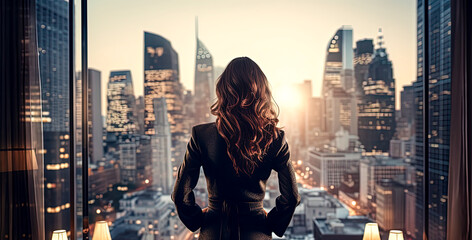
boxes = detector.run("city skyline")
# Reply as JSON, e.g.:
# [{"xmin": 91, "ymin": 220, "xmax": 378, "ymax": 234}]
[{"xmin": 89, "ymin": 0, "xmax": 416, "ymax": 116}]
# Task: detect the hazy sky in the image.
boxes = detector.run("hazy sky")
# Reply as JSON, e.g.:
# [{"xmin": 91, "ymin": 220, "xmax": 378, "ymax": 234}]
[{"xmin": 89, "ymin": 0, "xmax": 416, "ymax": 115}]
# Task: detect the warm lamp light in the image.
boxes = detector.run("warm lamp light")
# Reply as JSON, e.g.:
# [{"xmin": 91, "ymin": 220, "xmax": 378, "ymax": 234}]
[
  {"xmin": 92, "ymin": 221, "xmax": 112, "ymax": 240},
  {"xmin": 51, "ymin": 230, "xmax": 68, "ymax": 240},
  {"xmin": 388, "ymin": 230, "xmax": 404, "ymax": 240},
  {"xmin": 363, "ymin": 223, "xmax": 381, "ymax": 240}
]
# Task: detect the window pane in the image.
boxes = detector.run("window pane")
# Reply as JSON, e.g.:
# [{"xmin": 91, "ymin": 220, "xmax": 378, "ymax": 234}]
[
  {"xmin": 36, "ymin": 0, "xmax": 72, "ymax": 238},
  {"xmin": 86, "ymin": 1, "xmax": 450, "ymax": 239}
]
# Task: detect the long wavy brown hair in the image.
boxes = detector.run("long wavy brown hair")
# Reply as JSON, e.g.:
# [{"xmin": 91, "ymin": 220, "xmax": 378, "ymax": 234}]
[{"xmin": 211, "ymin": 57, "xmax": 280, "ymax": 176}]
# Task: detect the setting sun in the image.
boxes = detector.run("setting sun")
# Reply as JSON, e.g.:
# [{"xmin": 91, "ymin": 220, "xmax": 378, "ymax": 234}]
[{"xmin": 274, "ymin": 85, "xmax": 303, "ymax": 109}]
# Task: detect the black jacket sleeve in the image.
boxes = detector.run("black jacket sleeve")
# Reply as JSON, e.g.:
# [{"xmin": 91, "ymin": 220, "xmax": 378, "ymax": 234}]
[
  {"xmin": 267, "ymin": 131, "xmax": 301, "ymax": 237},
  {"xmin": 171, "ymin": 126, "xmax": 203, "ymax": 232}
]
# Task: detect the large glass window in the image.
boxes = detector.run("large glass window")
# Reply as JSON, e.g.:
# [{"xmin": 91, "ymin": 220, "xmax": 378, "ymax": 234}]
[
  {"xmin": 36, "ymin": 0, "xmax": 73, "ymax": 238},
  {"xmin": 28, "ymin": 0, "xmax": 451, "ymax": 239}
]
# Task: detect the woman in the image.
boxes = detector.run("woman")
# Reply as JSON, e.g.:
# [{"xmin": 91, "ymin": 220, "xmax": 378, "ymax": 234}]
[{"xmin": 172, "ymin": 57, "xmax": 300, "ymax": 239}]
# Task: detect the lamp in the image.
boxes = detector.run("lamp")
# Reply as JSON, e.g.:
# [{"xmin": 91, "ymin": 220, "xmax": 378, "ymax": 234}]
[
  {"xmin": 363, "ymin": 223, "xmax": 381, "ymax": 240},
  {"xmin": 51, "ymin": 230, "xmax": 68, "ymax": 240},
  {"xmin": 388, "ymin": 230, "xmax": 404, "ymax": 240},
  {"xmin": 93, "ymin": 221, "xmax": 112, "ymax": 240}
]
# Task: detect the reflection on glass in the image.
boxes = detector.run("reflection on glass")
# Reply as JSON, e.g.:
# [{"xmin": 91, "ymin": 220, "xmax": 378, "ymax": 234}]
[{"xmin": 36, "ymin": 0, "xmax": 71, "ymax": 237}]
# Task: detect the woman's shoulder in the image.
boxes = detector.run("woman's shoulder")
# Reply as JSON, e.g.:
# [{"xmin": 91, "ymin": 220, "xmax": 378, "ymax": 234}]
[
  {"xmin": 192, "ymin": 122, "xmax": 216, "ymax": 132},
  {"xmin": 191, "ymin": 122, "xmax": 217, "ymax": 139}
]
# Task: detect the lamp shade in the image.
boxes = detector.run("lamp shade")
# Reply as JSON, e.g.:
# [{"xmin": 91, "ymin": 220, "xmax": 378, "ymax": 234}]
[
  {"xmin": 93, "ymin": 221, "xmax": 112, "ymax": 240},
  {"xmin": 363, "ymin": 223, "xmax": 381, "ymax": 240},
  {"xmin": 388, "ymin": 230, "xmax": 404, "ymax": 240},
  {"xmin": 51, "ymin": 230, "xmax": 68, "ymax": 240}
]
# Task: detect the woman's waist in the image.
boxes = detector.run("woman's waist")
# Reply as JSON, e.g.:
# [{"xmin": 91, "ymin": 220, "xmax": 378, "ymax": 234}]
[{"xmin": 208, "ymin": 198, "xmax": 264, "ymax": 214}]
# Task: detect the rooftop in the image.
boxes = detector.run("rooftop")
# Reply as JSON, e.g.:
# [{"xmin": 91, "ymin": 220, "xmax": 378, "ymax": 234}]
[
  {"xmin": 314, "ymin": 216, "xmax": 372, "ymax": 236},
  {"xmin": 361, "ymin": 155, "xmax": 408, "ymax": 166}
]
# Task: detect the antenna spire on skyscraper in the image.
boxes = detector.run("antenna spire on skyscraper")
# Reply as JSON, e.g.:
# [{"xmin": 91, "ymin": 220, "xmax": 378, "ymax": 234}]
[
  {"xmin": 377, "ymin": 27, "xmax": 384, "ymax": 49},
  {"xmin": 195, "ymin": 16, "xmax": 199, "ymax": 41}
]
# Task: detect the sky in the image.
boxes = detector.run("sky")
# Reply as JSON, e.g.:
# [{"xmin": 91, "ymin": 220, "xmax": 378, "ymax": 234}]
[{"xmin": 88, "ymin": 0, "xmax": 416, "ymax": 115}]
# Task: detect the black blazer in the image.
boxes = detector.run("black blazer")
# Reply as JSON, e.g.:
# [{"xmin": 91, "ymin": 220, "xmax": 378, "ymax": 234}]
[{"xmin": 171, "ymin": 123, "xmax": 300, "ymax": 239}]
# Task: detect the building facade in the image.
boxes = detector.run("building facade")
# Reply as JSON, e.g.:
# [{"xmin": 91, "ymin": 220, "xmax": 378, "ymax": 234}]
[
  {"xmin": 324, "ymin": 88, "xmax": 358, "ymax": 136},
  {"xmin": 322, "ymin": 26, "xmax": 358, "ymax": 136},
  {"xmin": 143, "ymin": 32, "xmax": 186, "ymax": 179},
  {"xmin": 307, "ymin": 144, "xmax": 361, "ymax": 192},
  {"xmin": 194, "ymin": 26, "xmax": 215, "ymax": 125},
  {"xmin": 375, "ymin": 179, "xmax": 406, "ymax": 231},
  {"xmin": 414, "ymin": 0, "xmax": 451, "ymax": 239},
  {"xmin": 151, "ymin": 98, "xmax": 174, "ymax": 193},
  {"xmin": 118, "ymin": 137, "xmax": 138, "ymax": 184},
  {"xmin": 106, "ymin": 71, "xmax": 137, "ymax": 136},
  {"xmin": 88, "ymin": 69, "xmax": 104, "ymax": 164},
  {"xmin": 359, "ymin": 155, "xmax": 407, "ymax": 210},
  {"xmin": 354, "ymin": 39, "xmax": 374, "ymax": 97},
  {"xmin": 143, "ymin": 32, "xmax": 183, "ymax": 137},
  {"xmin": 358, "ymin": 32, "xmax": 396, "ymax": 152},
  {"xmin": 113, "ymin": 190, "xmax": 186, "ymax": 240},
  {"xmin": 321, "ymin": 26, "xmax": 354, "ymax": 95}
]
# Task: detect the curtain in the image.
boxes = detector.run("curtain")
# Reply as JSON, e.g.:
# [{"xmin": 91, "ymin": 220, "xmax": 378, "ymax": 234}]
[
  {"xmin": 447, "ymin": 0, "xmax": 472, "ymax": 239},
  {"xmin": 0, "ymin": 0, "xmax": 44, "ymax": 239}
]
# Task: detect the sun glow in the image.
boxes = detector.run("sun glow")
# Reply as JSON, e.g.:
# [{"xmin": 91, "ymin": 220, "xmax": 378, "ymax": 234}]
[{"xmin": 273, "ymin": 85, "xmax": 302, "ymax": 109}]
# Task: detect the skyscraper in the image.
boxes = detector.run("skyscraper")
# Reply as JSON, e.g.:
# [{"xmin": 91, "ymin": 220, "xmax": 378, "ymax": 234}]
[
  {"xmin": 143, "ymin": 32, "xmax": 186, "ymax": 179},
  {"xmin": 321, "ymin": 26, "xmax": 354, "ymax": 95},
  {"xmin": 143, "ymin": 32, "xmax": 183, "ymax": 137},
  {"xmin": 152, "ymin": 98, "xmax": 173, "ymax": 193},
  {"xmin": 106, "ymin": 71, "xmax": 137, "ymax": 136},
  {"xmin": 354, "ymin": 39, "xmax": 374, "ymax": 97},
  {"xmin": 296, "ymin": 80, "xmax": 313, "ymax": 147},
  {"xmin": 84, "ymin": 69, "xmax": 103, "ymax": 164},
  {"xmin": 358, "ymin": 31, "xmax": 396, "ymax": 152},
  {"xmin": 194, "ymin": 19, "xmax": 215, "ymax": 125},
  {"xmin": 324, "ymin": 88, "xmax": 358, "ymax": 136},
  {"xmin": 118, "ymin": 136, "xmax": 138, "ymax": 184},
  {"xmin": 136, "ymin": 96, "xmax": 145, "ymax": 135},
  {"xmin": 36, "ymin": 0, "xmax": 71, "ymax": 236},
  {"xmin": 306, "ymin": 97, "xmax": 323, "ymax": 145},
  {"xmin": 321, "ymin": 26, "xmax": 357, "ymax": 136},
  {"xmin": 400, "ymin": 85, "xmax": 415, "ymax": 124},
  {"xmin": 414, "ymin": 0, "xmax": 451, "ymax": 239},
  {"xmin": 396, "ymin": 84, "xmax": 415, "ymax": 140},
  {"xmin": 375, "ymin": 179, "xmax": 406, "ymax": 231}
]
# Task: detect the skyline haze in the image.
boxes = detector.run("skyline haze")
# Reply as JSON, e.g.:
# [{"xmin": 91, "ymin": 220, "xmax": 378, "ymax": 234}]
[{"xmin": 89, "ymin": 0, "xmax": 416, "ymax": 116}]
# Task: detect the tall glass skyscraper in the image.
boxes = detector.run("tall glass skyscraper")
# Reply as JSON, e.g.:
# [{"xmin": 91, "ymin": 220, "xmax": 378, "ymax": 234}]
[
  {"xmin": 194, "ymin": 20, "xmax": 215, "ymax": 125},
  {"xmin": 106, "ymin": 70, "xmax": 136, "ymax": 136},
  {"xmin": 354, "ymin": 39, "xmax": 374, "ymax": 97},
  {"xmin": 357, "ymin": 32, "xmax": 396, "ymax": 152},
  {"xmin": 414, "ymin": 0, "xmax": 451, "ymax": 239},
  {"xmin": 88, "ymin": 69, "xmax": 103, "ymax": 164},
  {"xmin": 36, "ymin": 0, "xmax": 71, "ymax": 237},
  {"xmin": 322, "ymin": 26, "xmax": 354, "ymax": 96},
  {"xmin": 322, "ymin": 26, "xmax": 357, "ymax": 136},
  {"xmin": 144, "ymin": 32, "xmax": 186, "ymax": 177},
  {"xmin": 143, "ymin": 32, "xmax": 184, "ymax": 137},
  {"xmin": 151, "ymin": 98, "xmax": 173, "ymax": 193}
]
